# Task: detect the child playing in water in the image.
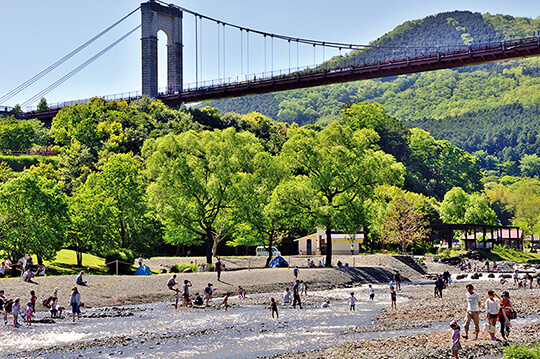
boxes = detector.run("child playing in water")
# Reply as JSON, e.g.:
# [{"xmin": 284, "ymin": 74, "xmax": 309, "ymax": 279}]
[
  {"xmin": 270, "ymin": 297, "xmax": 280, "ymax": 318},
  {"xmin": 50, "ymin": 298, "xmax": 63, "ymax": 318},
  {"xmin": 368, "ymin": 284, "xmax": 375, "ymax": 300},
  {"xmin": 12, "ymin": 298, "xmax": 20, "ymax": 327},
  {"xmin": 174, "ymin": 289, "xmax": 180, "ymax": 309},
  {"xmin": 223, "ymin": 293, "xmax": 231, "ymax": 311},
  {"xmin": 390, "ymin": 286, "xmax": 397, "ymax": 310},
  {"xmin": 347, "ymin": 292, "xmax": 358, "ymax": 311},
  {"xmin": 450, "ymin": 321, "xmax": 461, "ymax": 359},
  {"xmin": 25, "ymin": 301, "xmax": 33, "ymax": 326}
]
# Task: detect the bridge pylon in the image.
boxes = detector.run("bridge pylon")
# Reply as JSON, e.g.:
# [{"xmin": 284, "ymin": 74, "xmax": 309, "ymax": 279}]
[{"xmin": 141, "ymin": 0, "xmax": 182, "ymax": 98}]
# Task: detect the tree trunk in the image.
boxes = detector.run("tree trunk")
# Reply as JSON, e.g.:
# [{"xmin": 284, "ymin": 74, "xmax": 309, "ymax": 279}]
[
  {"xmin": 325, "ymin": 226, "xmax": 333, "ymax": 267},
  {"xmin": 36, "ymin": 254, "xmax": 43, "ymax": 266},
  {"xmin": 205, "ymin": 227, "xmax": 213, "ymax": 264},
  {"xmin": 265, "ymin": 238, "xmax": 274, "ymax": 268},
  {"xmin": 76, "ymin": 247, "xmax": 83, "ymax": 267}
]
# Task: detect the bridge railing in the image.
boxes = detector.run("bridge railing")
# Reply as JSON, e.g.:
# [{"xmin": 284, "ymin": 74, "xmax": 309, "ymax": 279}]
[{"xmin": 23, "ymin": 36, "xmax": 540, "ymax": 115}]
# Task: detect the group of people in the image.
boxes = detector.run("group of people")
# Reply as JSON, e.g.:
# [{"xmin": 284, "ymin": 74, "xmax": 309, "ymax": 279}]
[
  {"xmin": 0, "ymin": 286, "xmax": 83, "ymax": 328},
  {"xmin": 450, "ymin": 284, "xmax": 515, "ymax": 359},
  {"xmin": 0, "ymin": 255, "xmax": 47, "ymax": 280},
  {"xmin": 167, "ymin": 275, "xmax": 234, "ymax": 310}
]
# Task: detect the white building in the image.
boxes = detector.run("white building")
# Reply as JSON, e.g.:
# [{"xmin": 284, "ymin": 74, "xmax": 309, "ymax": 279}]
[{"xmin": 294, "ymin": 228, "xmax": 364, "ymax": 255}]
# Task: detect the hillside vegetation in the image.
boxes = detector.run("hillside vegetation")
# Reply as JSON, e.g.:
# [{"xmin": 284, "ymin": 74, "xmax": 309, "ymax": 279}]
[{"xmin": 206, "ymin": 11, "xmax": 540, "ymax": 172}]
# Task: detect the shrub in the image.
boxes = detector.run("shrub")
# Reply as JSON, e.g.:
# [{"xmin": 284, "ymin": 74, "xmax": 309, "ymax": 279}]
[
  {"xmin": 437, "ymin": 247, "xmax": 451, "ymax": 257},
  {"xmin": 503, "ymin": 343, "xmax": 540, "ymax": 358},
  {"xmin": 104, "ymin": 249, "xmax": 136, "ymax": 274},
  {"xmin": 170, "ymin": 263, "xmax": 215, "ymax": 273},
  {"xmin": 170, "ymin": 263, "xmax": 198, "ymax": 273}
]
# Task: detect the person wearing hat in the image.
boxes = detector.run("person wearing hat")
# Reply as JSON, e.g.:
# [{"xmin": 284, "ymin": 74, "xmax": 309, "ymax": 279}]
[
  {"xmin": 499, "ymin": 291, "xmax": 512, "ymax": 340},
  {"xmin": 449, "ymin": 321, "xmax": 461, "ymax": 359}
]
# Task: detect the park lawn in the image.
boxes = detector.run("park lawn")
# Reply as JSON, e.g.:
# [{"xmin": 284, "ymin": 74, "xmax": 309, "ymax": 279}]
[
  {"xmin": 44, "ymin": 249, "xmax": 109, "ymax": 276},
  {"xmin": 482, "ymin": 245, "xmax": 540, "ymax": 264}
]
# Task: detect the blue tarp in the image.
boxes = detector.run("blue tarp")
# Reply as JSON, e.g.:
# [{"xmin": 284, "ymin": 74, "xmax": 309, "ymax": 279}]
[
  {"xmin": 269, "ymin": 256, "xmax": 289, "ymax": 268},
  {"xmin": 134, "ymin": 265, "xmax": 152, "ymax": 275}
]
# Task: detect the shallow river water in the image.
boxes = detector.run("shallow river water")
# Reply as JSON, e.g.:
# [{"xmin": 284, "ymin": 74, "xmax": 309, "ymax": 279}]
[{"xmin": 2, "ymin": 284, "xmax": 539, "ymax": 359}]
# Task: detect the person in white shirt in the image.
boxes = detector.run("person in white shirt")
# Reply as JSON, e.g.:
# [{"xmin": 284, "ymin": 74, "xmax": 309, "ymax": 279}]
[
  {"xmin": 485, "ymin": 290, "xmax": 501, "ymax": 341},
  {"xmin": 464, "ymin": 284, "xmax": 481, "ymax": 340}
]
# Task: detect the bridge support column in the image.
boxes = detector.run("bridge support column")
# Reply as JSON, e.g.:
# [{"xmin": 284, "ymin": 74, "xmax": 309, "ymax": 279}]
[{"xmin": 141, "ymin": 1, "xmax": 183, "ymax": 98}]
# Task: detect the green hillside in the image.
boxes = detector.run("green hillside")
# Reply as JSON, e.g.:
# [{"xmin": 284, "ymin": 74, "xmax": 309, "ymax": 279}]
[{"xmin": 205, "ymin": 11, "xmax": 540, "ymax": 171}]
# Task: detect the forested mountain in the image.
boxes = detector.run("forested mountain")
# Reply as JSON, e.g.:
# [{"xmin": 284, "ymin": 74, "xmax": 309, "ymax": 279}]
[{"xmin": 206, "ymin": 11, "xmax": 540, "ymax": 171}]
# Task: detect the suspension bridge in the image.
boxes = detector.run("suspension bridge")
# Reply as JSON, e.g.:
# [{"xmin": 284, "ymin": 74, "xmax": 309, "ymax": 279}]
[{"xmin": 2, "ymin": 0, "xmax": 540, "ymax": 124}]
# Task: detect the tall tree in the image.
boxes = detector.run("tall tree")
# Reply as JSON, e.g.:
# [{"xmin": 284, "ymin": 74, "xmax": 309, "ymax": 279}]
[
  {"xmin": 0, "ymin": 171, "xmax": 69, "ymax": 264},
  {"xmin": 381, "ymin": 195, "xmax": 430, "ymax": 253},
  {"xmin": 275, "ymin": 122, "xmax": 404, "ymax": 266},
  {"xmin": 228, "ymin": 152, "xmax": 291, "ymax": 267},
  {"xmin": 507, "ymin": 178, "xmax": 540, "ymax": 242},
  {"xmin": 144, "ymin": 128, "xmax": 264, "ymax": 264},
  {"xmin": 69, "ymin": 153, "xmax": 161, "ymax": 259}
]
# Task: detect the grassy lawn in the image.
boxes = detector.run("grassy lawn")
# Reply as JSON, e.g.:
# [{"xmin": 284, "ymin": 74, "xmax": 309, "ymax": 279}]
[
  {"xmin": 44, "ymin": 249, "xmax": 109, "ymax": 276},
  {"xmin": 481, "ymin": 245, "xmax": 540, "ymax": 264}
]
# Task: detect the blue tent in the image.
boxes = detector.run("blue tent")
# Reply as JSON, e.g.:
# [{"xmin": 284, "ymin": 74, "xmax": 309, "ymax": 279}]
[
  {"xmin": 269, "ymin": 256, "xmax": 289, "ymax": 268},
  {"xmin": 134, "ymin": 265, "xmax": 152, "ymax": 275}
]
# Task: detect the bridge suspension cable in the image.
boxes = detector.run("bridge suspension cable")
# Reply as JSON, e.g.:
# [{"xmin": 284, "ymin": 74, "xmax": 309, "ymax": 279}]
[
  {"xmin": 0, "ymin": 7, "xmax": 140, "ymax": 105},
  {"xmin": 20, "ymin": 25, "xmax": 141, "ymax": 109}
]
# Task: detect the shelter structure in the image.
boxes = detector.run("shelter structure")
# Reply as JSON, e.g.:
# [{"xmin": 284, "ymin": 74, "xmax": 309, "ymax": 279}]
[
  {"xmin": 294, "ymin": 228, "xmax": 364, "ymax": 255},
  {"xmin": 429, "ymin": 224, "xmax": 523, "ymax": 251}
]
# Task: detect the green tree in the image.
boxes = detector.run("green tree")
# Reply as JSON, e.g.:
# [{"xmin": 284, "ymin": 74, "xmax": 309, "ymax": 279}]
[
  {"xmin": 407, "ymin": 128, "xmax": 482, "ymax": 200},
  {"xmin": 440, "ymin": 187, "xmax": 496, "ymax": 225},
  {"xmin": 0, "ymin": 116, "xmax": 36, "ymax": 151},
  {"xmin": 0, "ymin": 171, "xmax": 69, "ymax": 264},
  {"xmin": 520, "ymin": 154, "xmax": 540, "ymax": 178},
  {"xmin": 69, "ymin": 153, "xmax": 161, "ymax": 260},
  {"xmin": 274, "ymin": 122, "xmax": 405, "ymax": 266},
  {"xmin": 507, "ymin": 178, "xmax": 540, "ymax": 242},
  {"xmin": 37, "ymin": 98, "xmax": 49, "ymax": 111},
  {"xmin": 144, "ymin": 128, "xmax": 264, "ymax": 264},
  {"xmin": 228, "ymin": 152, "xmax": 291, "ymax": 267}
]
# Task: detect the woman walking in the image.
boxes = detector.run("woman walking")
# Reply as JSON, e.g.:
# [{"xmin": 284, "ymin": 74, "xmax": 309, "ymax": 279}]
[
  {"xmin": 499, "ymin": 291, "xmax": 513, "ymax": 340},
  {"xmin": 70, "ymin": 287, "xmax": 81, "ymax": 322}
]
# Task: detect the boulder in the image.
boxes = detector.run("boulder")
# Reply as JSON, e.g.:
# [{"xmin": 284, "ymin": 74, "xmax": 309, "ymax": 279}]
[{"xmin": 182, "ymin": 268, "xmax": 193, "ymax": 273}]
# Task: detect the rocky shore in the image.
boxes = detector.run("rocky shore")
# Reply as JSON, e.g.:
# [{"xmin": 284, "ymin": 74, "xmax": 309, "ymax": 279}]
[{"xmin": 3, "ymin": 254, "xmax": 540, "ymax": 358}]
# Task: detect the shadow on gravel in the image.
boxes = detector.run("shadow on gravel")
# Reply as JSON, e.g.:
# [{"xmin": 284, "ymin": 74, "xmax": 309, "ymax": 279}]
[{"xmin": 335, "ymin": 267, "xmax": 396, "ymax": 283}]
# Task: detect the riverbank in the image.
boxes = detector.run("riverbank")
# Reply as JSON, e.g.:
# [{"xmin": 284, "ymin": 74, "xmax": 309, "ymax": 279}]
[
  {"xmin": 0, "ymin": 254, "xmax": 437, "ymax": 310},
  {"xmin": 2, "ymin": 254, "xmax": 539, "ymax": 358}
]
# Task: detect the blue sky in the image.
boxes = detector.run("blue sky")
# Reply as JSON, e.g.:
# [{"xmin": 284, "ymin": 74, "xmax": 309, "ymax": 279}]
[{"xmin": 1, "ymin": 0, "xmax": 539, "ymax": 109}]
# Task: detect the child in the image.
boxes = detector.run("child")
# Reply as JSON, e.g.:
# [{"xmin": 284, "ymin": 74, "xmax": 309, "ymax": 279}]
[
  {"xmin": 283, "ymin": 288, "xmax": 291, "ymax": 304},
  {"xmin": 368, "ymin": 284, "xmax": 375, "ymax": 300},
  {"xmin": 270, "ymin": 297, "xmax": 280, "ymax": 318},
  {"xmin": 50, "ymin": 298, "xmax": 63, "ymax": 318},
  {"xmin": 223, "ymin": 292, "xmax": 230, "ymax": 311},
  {"xmin": 12, "ymin": 298, "xmax": 20, "ymax": 327},
  {"xmin": 194, "ymin": 293, "xmax": 204, "ymax": 306},
  {"xmin": 348, "ymin": 292, "xmax": 358, "ymax": 311},
  {"xmin": 300, "ymin": 281, "xmax": 306, "ymax": 296},
  {"xmin": 450, "ymin": 321, "xmax": 461, "ymax": 359},
  {"xmin": 238, "ymin": 286, "xmax": 246, "ymax": 299},
  {"xmin": 390, "ymin": 286, "xmax": 397, "ymax": 310},
  {"xmin": 174, "ymin": 289, "xmax": 180, "ymax": 309},
  {"xmin": 29, "ymin": 290, "xmax": 37, "ymax": 308},
  {"xmin": 25, "ymin": 301, "xmax": 33, "ymax": 326}
]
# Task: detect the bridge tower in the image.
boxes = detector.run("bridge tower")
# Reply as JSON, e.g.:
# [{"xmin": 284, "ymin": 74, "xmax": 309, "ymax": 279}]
[{"xmin": 141, "ymin": 1, "xmax": 183, "ymax": 98}]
